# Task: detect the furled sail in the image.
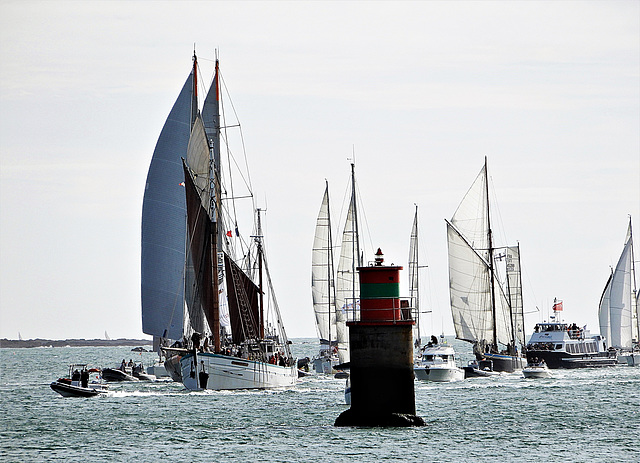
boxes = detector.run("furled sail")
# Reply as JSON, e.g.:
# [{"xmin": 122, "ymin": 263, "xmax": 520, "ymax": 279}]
[
  {"xmin": 599, "ymin": 220, "xmax": 635, "ymax": 349},
  {"xmin": 311, "ymin": 184, "xmax": 337, "ymax": 344},
  {"xmin": 141, "ymin": 69, "xmax": 196, "ymax": 340},
  {"xmin": 505, "ymin": 246, "xmax": 525, "ymax": 348}
]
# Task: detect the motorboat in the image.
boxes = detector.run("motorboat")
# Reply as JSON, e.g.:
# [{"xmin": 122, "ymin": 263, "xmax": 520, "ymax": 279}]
[
  {"xmin": 414, "ymin": 342, "xmax": 464, "ymax": 382},
  {"xmin": 463, "ymin": 359, "xmax": 501, "ymax": 378},
  {"xmin": 102, "ymin": 361, "xmax": 139, "ymax": 382},
  {"xmin": 522, "ymin": 360, "xmax": 551, "ymax": 378},
  {"xmin": 618, "ymin": 351, "xmax": 640, "ymax": 366},
  {"xmin": 50, "ymin": 364, "xmax": 108, "ymax": 397}
]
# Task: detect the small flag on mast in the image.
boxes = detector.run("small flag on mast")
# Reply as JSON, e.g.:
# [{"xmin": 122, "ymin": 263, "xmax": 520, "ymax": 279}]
[{"xmin": 552, "ymin": 300, "xmax": 563, "ymax": 312}]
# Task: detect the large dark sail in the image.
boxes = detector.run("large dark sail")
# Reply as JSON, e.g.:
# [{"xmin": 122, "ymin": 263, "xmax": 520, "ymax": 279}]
[
  {"xmin": 224, "ymin": 254, "xmax": 261, "ymax": 344},
  {"xmin": 182, "ymin": 159, "xmax": 217, "ymax": 337}
]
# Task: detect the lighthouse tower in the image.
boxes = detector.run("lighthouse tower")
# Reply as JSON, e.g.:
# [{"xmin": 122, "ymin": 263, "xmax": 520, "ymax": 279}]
[{"xmin": 335, "ymin": 248, "xmax": 424, "ymax": 427}]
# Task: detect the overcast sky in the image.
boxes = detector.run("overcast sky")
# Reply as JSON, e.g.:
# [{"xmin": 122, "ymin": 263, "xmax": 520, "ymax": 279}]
[{"xmin": 1, "ymin": 1, "xmax": 638, "ymax": 341}]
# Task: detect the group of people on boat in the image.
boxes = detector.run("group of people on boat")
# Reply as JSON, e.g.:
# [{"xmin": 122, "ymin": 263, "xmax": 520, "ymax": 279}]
[
  {"xmin": 71, "ymin": 367, "xmax": 90, "ymax": 388},
  {"xmin": 268, "ymin": 351, "xmax": 292, "ymax": 367},
  {"xmin": 528, "ymin": 357, "xmax": 546, "ymax": 367}
]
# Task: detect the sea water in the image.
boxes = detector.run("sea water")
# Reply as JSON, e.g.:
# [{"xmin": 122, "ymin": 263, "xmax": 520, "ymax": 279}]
[{"xmin": 1, "ymin": 338, "xmax": 638, "ymax": 462}]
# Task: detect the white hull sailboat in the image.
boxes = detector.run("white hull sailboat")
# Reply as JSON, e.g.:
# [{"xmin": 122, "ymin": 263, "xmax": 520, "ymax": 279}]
[
  {"xmin": 181, "ymin": 352, "xmax": 297, "ymax": 390},
  {"xmin": 146, "ymin": 53, "xmax": 296, "ymax": 391},
  {"xmin": 311, "ymin": 181, "xmax": 340, "ymax": 375},
  {"xmin": 599, "ymin": 217, "xmax": 639, "ymax": 365},
  {"xmin": 311, "ymin": 163, "xmax": 363, "ymax": 373},
  {"xmin": 446, "ymin": 158, "xmax": 526, "ymax": 372}
]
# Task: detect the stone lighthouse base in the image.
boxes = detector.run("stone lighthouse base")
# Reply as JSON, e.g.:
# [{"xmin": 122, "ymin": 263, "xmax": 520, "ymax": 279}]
[{"xmin": 334, "ymin": 408, "xmax": 425, "ymax": 427}]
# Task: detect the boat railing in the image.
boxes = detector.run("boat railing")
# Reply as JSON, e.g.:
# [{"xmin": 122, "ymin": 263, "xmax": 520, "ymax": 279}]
[
  {"xmin": 568, "ymin": 329, "xmax": 584, "ymax": 340},
  {"xmin": 344, "ymin": 296, "xmax": 418, "ymax": 324}
]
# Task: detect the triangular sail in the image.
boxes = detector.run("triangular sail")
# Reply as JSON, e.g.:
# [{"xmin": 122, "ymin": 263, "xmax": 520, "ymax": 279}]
[
  {"xmin": 408, "ymin": 207, "xmax": 421, "ymax": 346},
  {"xmin": 599, "ymin": 221, "xmax": 635, "ymax": 349},
  {"xmin": 335, "ymin": 199, "xmax": 357, "ymax": 364},
  {"xmin": 446, "ymin": 160, "xmax": 524, "ymax": 351},
  {"xmin": 141, "ymin": 70, "xmax": 195, "ymax": 340},
  {"xmin": 311, "ymin": 184, "xmax": 337, "ymax": 344}
]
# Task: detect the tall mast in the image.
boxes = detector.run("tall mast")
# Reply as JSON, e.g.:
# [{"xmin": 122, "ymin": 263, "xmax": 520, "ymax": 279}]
[
  {"xmin": 350, "ymin": 163, "xmax": 361, "ymax": 306},
  {"xmin": 257, "ymin": 208, "xmax": 265, "ymax": 339},
  {"xmin": 485, "ymin": 156, "xmax": 498, "ymax": 350},
  {"xmin": 325, "ymin": 180, "xmax": 335, "ymax": 345},
  {"xmin": 410, "ymin": 204, "xmax": 420, "ymax": 344},
  {"xmin": 209, "ymin": 58, "xmax": 221, "ymax": 353},
  {"xmin": 629, "ymin": 216, "xmax": 638, "ymax": 345},
  {"xmin": 191, "ymin": 51, "xmax": 198, "ymax": 128}
]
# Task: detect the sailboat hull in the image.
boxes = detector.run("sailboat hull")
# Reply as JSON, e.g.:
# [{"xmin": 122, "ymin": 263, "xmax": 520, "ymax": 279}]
[
  {"xmin": 180, "ymin": 352, "xmax": 297, "ymax": 390},
  {"xmin": 476, "ymin": 353, "xmax": 525, "ymax": 372}
]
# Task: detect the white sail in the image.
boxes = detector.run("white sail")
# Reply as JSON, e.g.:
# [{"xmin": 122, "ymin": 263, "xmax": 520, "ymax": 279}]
[
  {"xmin": 185, "ymin": 115, "xmax": 212, "ymax": 214},
  {"xmin": 408, "ymin": 207, "xmax": 421, "ymax": 345},
  {"xmin": 335, "ymin": 196, "xmax": 358, "ymax": 364},
  {"xmin": 311, "ymin": 185, "xmax": 336, "ymax": 343},
  {"xmin": 505, "ymin": 246, "xmax": 526, "ymax": 348},
  {"xmin": 446, "ymin": 159, "xmax": 524, "ymax": 352},
  {"xmin": 599, "ymin": 220, "xmax": 635, "ymax": 349},
  {"xmin": 446, "ymin": 222, "xmax": 494, "ymax": 343},
  {"xmin": 450, "ymin": 166, "xmax": 489, "ymax": 257}
]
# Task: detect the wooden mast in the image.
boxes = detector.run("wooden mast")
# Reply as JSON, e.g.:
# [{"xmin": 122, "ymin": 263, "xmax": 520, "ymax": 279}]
[
  {"xmin": 210, "ymin": 58, "xmax": 221, "ymax": 353},
  {"xmin": 485, "ymin": 156, "xmax": 498, "ymax": 351}
]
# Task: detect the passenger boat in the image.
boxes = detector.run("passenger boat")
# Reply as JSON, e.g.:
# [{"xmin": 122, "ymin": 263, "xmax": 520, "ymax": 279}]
[
  {"xmin": 50, "ymin": 364, "xmax": 109, "ymax": 397},
  {"xmin": 525, "ymin": 305, "xmax": 617, "ymax": 369},
  {"xmin": 414, "ymin": 337, "xmax": 464, "ymax": 382}
]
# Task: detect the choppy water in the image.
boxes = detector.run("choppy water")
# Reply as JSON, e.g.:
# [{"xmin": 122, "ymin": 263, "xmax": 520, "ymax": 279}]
[{"xmin": 1, "ymin": 338, "xmax": 638, "ymax": 462}]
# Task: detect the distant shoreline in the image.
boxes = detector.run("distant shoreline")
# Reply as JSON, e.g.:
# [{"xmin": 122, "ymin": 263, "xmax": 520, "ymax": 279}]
[{"xmin": 0, "ymin": 338, "xmax": 153, "ymax": 348}]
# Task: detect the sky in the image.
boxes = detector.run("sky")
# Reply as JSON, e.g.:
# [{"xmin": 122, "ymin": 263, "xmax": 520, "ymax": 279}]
[{"xmin": 1, "ymin": 1, "xmax": 638, "ymax": 342}]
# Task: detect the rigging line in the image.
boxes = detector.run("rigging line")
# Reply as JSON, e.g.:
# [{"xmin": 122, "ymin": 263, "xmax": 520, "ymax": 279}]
[
  {"xmin": 218, "ymin": 70, "xmax": 254, "ymax": 198},
  {"xmin": 354, "ymin": 179, "xmax": 374, "ymax": 262}
]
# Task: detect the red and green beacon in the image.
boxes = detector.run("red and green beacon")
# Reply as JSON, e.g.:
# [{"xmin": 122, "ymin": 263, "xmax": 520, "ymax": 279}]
[
  {"xmin": 357, "ymin": 248, "xmax": 414, "ymax": 325},
  {"xmin": 335, "ymin": 248, "xmax": 423, "ymax": 427}
]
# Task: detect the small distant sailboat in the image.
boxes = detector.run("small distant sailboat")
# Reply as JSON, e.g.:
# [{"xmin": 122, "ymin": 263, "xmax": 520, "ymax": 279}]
[
  {"xmin": 311, "ymin": 181, "xmax": 340, "ymax": 374},
  {"xmin": 334, "ymin": 163, "xmax": 363, "ymax": 365},
  {"xmin": 311, "ymin": 163, "xmax": 364, "ymax": 372},
  {"xmin": 446, "ymin": 157, "xmax": 526, "ymax": 372},
  {"xmin": 408, "ymin": 205, "xmax": 422, "ymax": 348},
  {"xmin": 599, "ymin": 217, "xmax": 639, "ymax": 366},
  {"xmin": 104, "ymin": 331, "xmax": 110, "ymax": 341}
]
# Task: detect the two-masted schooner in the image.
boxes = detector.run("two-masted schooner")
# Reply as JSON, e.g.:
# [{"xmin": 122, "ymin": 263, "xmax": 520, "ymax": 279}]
[
  {"xmin": 446, "ymin": 158, "xmax": 526, "ymax": 372},
  {"xmin": 142, "ymin": 53, "xmax": 296, "ymax": 390}
]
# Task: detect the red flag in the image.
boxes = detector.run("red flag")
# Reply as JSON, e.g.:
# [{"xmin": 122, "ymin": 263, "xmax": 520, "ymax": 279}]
[
  {"xmin": 226, "ymin": 230, "xmax": 233, "ymax": 237},
  {"xmin": 552, "ymin": 301, "xmax": 563, "ymax": 312}
]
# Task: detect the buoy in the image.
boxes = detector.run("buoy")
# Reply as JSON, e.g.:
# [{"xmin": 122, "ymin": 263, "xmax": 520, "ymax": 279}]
[{"xmin": 334, "ymin": 248, "xmax": 424, "ymax": 427}]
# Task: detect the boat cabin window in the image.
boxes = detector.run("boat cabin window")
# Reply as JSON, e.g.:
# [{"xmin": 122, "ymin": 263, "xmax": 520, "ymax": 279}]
[{"xmin": 555, "ymin": 344, "xmax": 562, "ymax": 350}]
